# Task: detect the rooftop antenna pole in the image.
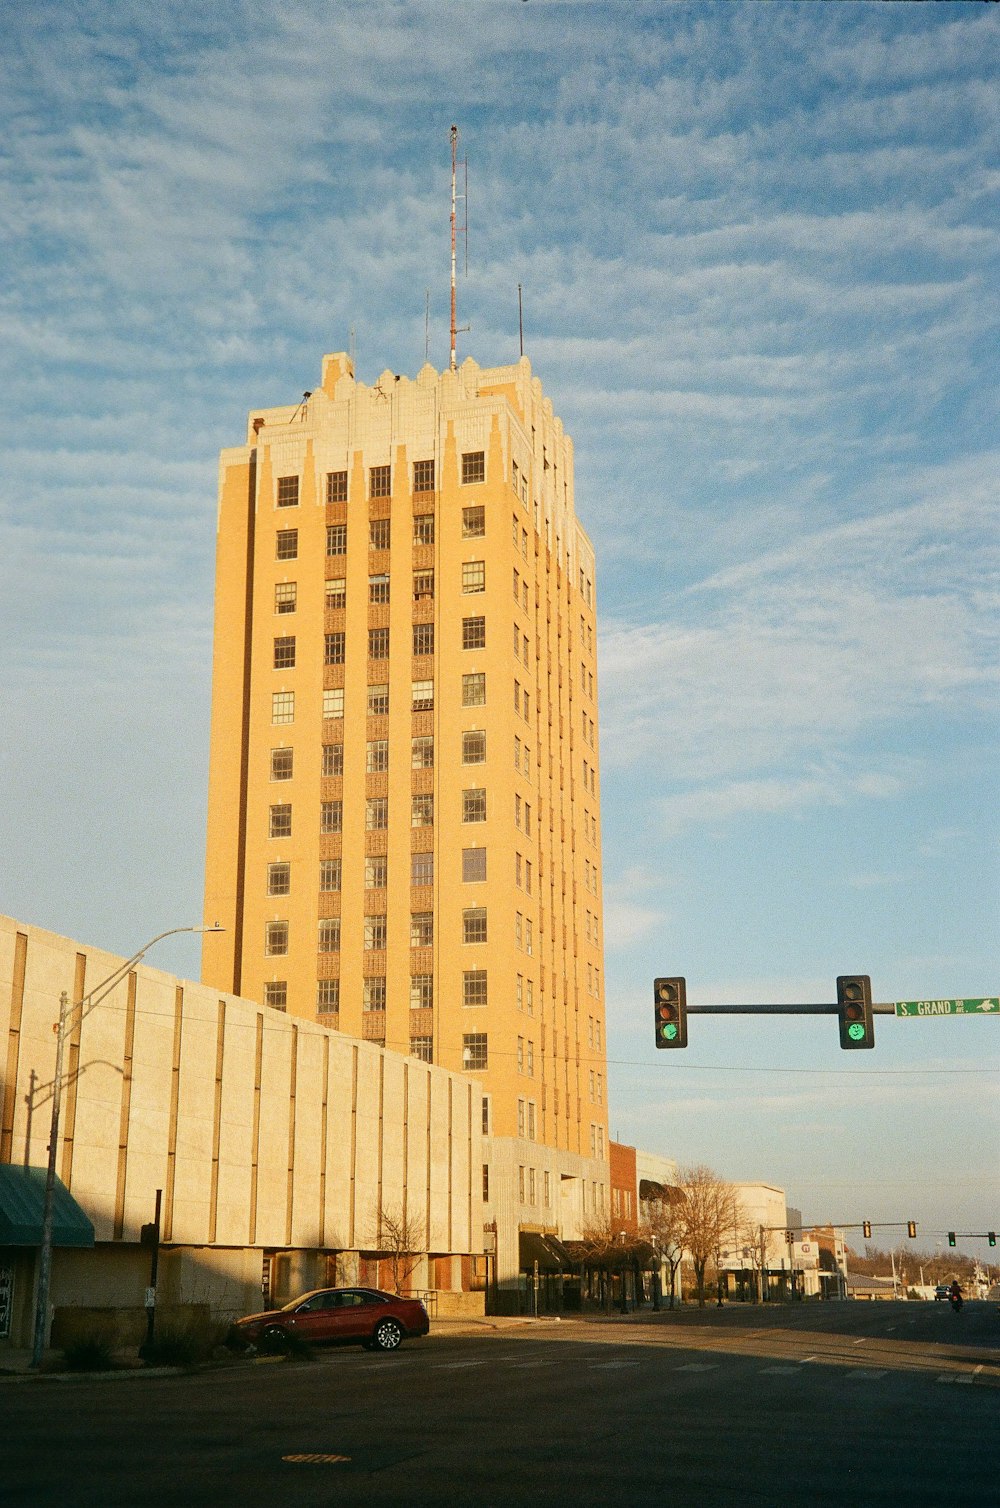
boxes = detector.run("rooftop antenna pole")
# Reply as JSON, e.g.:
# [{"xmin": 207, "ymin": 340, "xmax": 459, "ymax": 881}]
[
  {"xmin": 424, "ymin": 289, "xmax": 430, "ymax": 363},
  {"xmin": 518, "ymin": 283, "xmax": 524, "ymax": 357},
  {"xmin": 450, "ymin": 125, "xmax": 458, "ymax": 371}
]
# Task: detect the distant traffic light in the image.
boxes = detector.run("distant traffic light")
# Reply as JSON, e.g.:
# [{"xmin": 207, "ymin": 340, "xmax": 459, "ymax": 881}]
[
  {"xmin": 654, "ymin": 977, "xmax": 688, "ymax": 1049},
  {"xmin": 837, "ymin": 975, "xmax": 874, "ymax": 1050},
  {"xmin": 989, "ymin": 1232, "xmax": 996, "ymax": 1247},
  {"xmin": 948, "ymin": 1231, "xmax": 956, "ymax": 1247},
  {"xmin": 862, "ymin": 1221, "xmax": 872, "ymax": 1239},
  {"xmin": 907, "ymin": 1221, "xmax": 917, "ymax": 1239}
]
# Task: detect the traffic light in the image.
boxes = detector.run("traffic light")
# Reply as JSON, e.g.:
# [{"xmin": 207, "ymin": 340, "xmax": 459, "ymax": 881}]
[
  {"xmin": 837, "ymin": 975, "xmax": 874, "ymax": 1050},
  {"xmin": 654, "ymin": 977, "xmax": 688, "ymax": 1049},
  {"xmin": 907, "ymin": 1221, "xmax": 917, "ymax": 1239},
  {"xmin": 948, "ymin": 1231, "xmax": 956, "ymax": 1247},
  {"xmin": 989, "ymin": 1232, "xmax": 996, "ymax": 1247},
  {"xmin": 862, "ymin": 1221, "xmax": 872, "ymax": 1239}
]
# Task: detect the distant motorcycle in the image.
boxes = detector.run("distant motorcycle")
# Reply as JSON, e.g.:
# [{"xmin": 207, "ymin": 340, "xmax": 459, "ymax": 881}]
[{"xmin": 949, "ymin": 1284, "xmax": 963, "ymax": 1312}]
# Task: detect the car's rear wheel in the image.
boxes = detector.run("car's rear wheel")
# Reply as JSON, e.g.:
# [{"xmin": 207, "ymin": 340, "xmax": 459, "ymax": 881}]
[
  {"xmin": 371, "ymin": 1317, "xmax": 403, "ymax": 1351},
  {"xmin": 259, "ymin": 1325, "xmax": 290, "ymax": 1353}
]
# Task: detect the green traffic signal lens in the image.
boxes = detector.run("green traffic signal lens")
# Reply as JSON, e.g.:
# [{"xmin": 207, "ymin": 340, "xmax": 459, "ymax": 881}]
[
  {"xmin": 662, "ymin": 1023, "xmax": 678, "ymax": 1041},
  {"xmin": 847, "ymin": 1022, "xmax": 866, "ymax": 1041}
]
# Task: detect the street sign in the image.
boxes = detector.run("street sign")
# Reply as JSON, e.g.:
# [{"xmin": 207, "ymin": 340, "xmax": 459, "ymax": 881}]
[{"xmin": 894, "ymin": 998, "xmax": 1000, "ymax": 1018}]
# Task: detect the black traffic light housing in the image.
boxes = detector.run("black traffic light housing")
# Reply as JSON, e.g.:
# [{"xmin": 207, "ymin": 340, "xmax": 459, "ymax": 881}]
[
  {"xmin": 862, "ymin": 1220, "xmax": 872, "ymax": 1239},
  {"xmin": 837, "ymin": 975, "xmax": 874, "ymax": 1050},
  {"xmin": 654, "ymin": 977, "xmax": 688, "ymax": 1049},
  {"xmin": 989, "ymin": 1232, "xmax": 996, "ymax": 1247},
  {"xmin": 907, "ymin": 1221, "xmax": 917, "ymax": 1239},
  {"xmin": 948, "ymin": 1231, "xmax": 956, "ymax": 1247}
]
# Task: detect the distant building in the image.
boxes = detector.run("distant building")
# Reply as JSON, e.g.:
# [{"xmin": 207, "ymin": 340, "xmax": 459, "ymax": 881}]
[{"xmin": 201, "ymin": 352, "xmax": 610, "ymax": 1309}]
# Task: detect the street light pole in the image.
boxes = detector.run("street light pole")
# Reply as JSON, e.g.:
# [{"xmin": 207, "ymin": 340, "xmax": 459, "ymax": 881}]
[{"xmin": 29, "ymin": 924, "xmax": 222, "ymax": 1369}]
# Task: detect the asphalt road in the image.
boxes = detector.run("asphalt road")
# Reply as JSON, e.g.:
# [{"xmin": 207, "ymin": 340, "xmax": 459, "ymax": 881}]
[{"xmin": 4, "ymin": 1301, "xmax": 997, "ymax": 1508}]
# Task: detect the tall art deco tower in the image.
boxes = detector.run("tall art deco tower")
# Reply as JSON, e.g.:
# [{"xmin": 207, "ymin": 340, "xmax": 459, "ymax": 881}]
[{"xmin": 202, "ymin": 351, "xmax": 609, "ymax": 1173}]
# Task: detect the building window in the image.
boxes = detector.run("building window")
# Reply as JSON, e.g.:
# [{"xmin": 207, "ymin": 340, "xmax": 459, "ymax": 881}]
[
  {"xmin": 369, "ymin": 464, "xmax": 391, "ymax": 498},
  {"xmin": 482, "ymin": 1096, "xmax": 491, "ymax": 1134},
  {"xmin": 412, "ymin": 621, "xmax": 434, "ymax": 656},
  {"xmin": 462, "ymin": 504, "xmax": 486, "ymax": 539},
  {"xmin": 318, "ymin": 918, "xmax": 341, "ymax": 953},
  {"xmin": 517, "ymin": 1099, "xmax": 526, "ymax": 1137},
  {"xmin": 267, "ymin": 862, "xmax": 290, "ymax": 896},
  {"xmin": 463, "ymin": 1034, "xmax": 488, "ymax": 1072},
  {"xmin": 322, "ymin": 743, "xmax": 343, "ymax": 777},
  {"xmin": 320, "ymin": 859, "xmax": 341, "ymax": 892},
  {"xmin": 367, "ymin": 683, "xmax": 389, "ymax": 715},
  {"xmin": 463, "ymin": 908, "xmax": 487, "ymax": 944},
  {"xmin": 326, "ymin": 470, "xmax": 348, "ymax": 504},
  {"xmin": 323, "ymin": 688, "xmax": 344, "ymax": 719},
  {"xmin": 317, "ymin": 978, "xmax": 340, "ymax": 1013},
  {"xmin": 265, "ymin": 920, "xmax": 288, "ymax": 956},
  {"xmin": 518, "ymin": 1166, "xmax": 525, "ymax": 1201},
  {"xmin": 369, "ymin": 518, "xmax": 391, "ymax": 551},
  {"xmin": 326, "ymin": 523, "xmax": 347, "ymax": 556},
  {"xmin": 525, "ymin": 918, "xmax": 533, "ymax": 955},
  {"xmin": 264, "ymin": 982, "xmax": 287, "ymax": 1013},
  {"xmin": 410, "ymin": 973, "xmax": 433, "ymax": 1009},
  {"xmin": 413, "ymin": 512, "xmax": 434, "ymax": 544},
  {"xmin": 365, "ymin": 796, "xmax": 388, "ymax": 830},
  {"xmin": 411, "ymin": 1036, "xmax": 433, "ymax": 1063},
  {"xmin": 413, "ymin": 569, "xmax": 434, "ymax": 600},
  {"xmin": 366, "ymin": 739, "xmax": 388, "ymax": 773},
  {"xmin": 412, "ymin": 679, "xmax": 434, "ymax": 711},
  {"xmin": 320, "ymin": 800, "xmax": 342, "ymax": 834},
  {"xmin": 410, "ymin": 912, "xmax": 433, "ymax": 948},
  {"xmin": 462, "ymin": 616, "xmax": 486, "ymax": 650},
  {"xmin": 411, "ymin": 734, "xmax": 434, "ymax": 769},
  {"xmin": 276, "ymin": 529, "xmax": 298, "ymax": 560},
  {"xmin": 462, "ymin": 560, "xmax": 485, "ymax": 593},
  {"xmin": 462, "ymin": 450, "xmax": 486, "ymax": 485},
  {"xmin": 272, "ymin": 691, "xmax": 294, "ymax": 724},
  {"xmin": 527, "ymin": 1041, "xmax": 534, "ymax": 1076},
  {"xmin": 413, "ymin": 458, "xmax": 435, "ymax": 492},
  {"xmin": 411, "ymin": 851, "xmax": 433, "ymax": 885},
  {"xmin": 411, "ymin": 792, "xmax": 434, "ymax": 827},
  {"xmin": 369, "ymin": 573, "xmax": 390, "ymax": 604},
  {"xmin": 365, "ymin": 854, "xmax": 388, "ymax": 889},
  {"xmin": 364, "ymin": 915, "xmax": 387, "ymax": 950},
  {"xmin": 270, "ymin": 747, "xmax": 293, "ymax": 780},
  {"xmin": 528, "ymin": 1167, "xmax": 536, "ymax": 1204},
  {"xmin": 269, "ymin": 804, "xmax": 292, "ymax": 838},
  {"xmin": 364, "ymin": 978, "xmax": 387, "ymax": 1011},
  {"xmin": 544, "ymin": 1170, "xmax": 551, "ymax": 1206},
  {"xmin": 462, "ymin": 728, "xmax": 486, "ymax": 763},
  {"xmin": 517, "ymin": 1036, "xmax": 524, "ymax": 1072},
  {"xmin": 462, "ymin": 673, "xmax": 486, "ymax": 707},
  {"xmin": 369, "ymin": 626, "xmax": 390, "ymax": 660},
  {"xmin": 526, "ymin": 980, "xmax": 533, "ymax": 1015},
  {"xmin": 326, "ymin": 577, "xmax": 346, "ymax": 609},
  {"xmin": 483, "ymin": 1164, "xmax": 490, "ymax": 1200},
  {"xmin": 277, "ymin": 475, "xmax": 299, "ymax": 508},
  {"xmin": 462, "ymin": 847, "xmax": 486, "ymax": 883},
  {"xmin": 462, "ymin": 788, "xmax": 486, "ymax": 823},
  {"xmin": 516, "ymin": 974, "xmax": 523, "ymax": 1011},
  {"xmin": 325, "ymin": 632, "xmax": 345, "ymax": 665},
  {"xmin": 275, "ymin": 581, "xmax": 297, "ymax": 614}
]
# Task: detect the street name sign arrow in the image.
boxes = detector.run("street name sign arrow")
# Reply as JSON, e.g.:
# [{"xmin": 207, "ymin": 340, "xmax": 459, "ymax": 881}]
[{"xmin": 894, "ymin": 998, "xmax": 1000, "ymax": 1019}]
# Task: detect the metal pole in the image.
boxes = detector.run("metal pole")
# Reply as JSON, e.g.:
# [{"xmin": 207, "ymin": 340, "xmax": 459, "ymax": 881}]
[
  {"xmin": 29, "ymin": 991, "xmax": 68, "ymax": 1368},
  {"xmin": 450, "ymin": 125, "xmax": 458, "ymax": 371},
  {"xmin": 143, "ymin": 1188, "xmax": 162, "ymax": 1355}
]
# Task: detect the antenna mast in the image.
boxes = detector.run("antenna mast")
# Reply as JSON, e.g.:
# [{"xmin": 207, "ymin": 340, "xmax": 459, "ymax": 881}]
[
  {"xmin": 450, "ymin": 125, "xmax": 458, "ymax": 371},
  {"xmin": 449, "ymin": 125, "xmax": 469, "ymax": 370}
]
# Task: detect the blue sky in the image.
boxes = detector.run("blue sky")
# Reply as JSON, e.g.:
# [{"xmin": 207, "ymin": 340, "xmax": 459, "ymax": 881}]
[{"xmin": 3, "ymin": 1, "xmax": 997, "ymax": 1258}]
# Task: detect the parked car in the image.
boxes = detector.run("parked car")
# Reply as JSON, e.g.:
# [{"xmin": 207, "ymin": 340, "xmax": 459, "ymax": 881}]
[
  {"xmin": 934, "ymin": 1284, "xmax": 951, "ymax": 1301},
  {"xmin": 230, "ymin": 1287, "xmax": 430, "ymax": 1352}
]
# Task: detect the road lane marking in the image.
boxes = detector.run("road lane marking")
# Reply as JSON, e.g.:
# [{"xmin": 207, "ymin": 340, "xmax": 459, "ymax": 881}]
[
  {"xmin": 433, "ymin": 1360, "xmax": 487, "ymax": 1370},
  {"xmin": 589, "ymin": 1360, "xmax": 640, "ymax": 1370},
  {"xmin": 676, "ymin": 1363, "xmax": 719, "ymax": 1373},
  {"xmin": 852, "ymin": 1339, "xmax": 865, "ymax": 1346},
  {"xmin": 845, "ymin": 1369, "xmax": 887, "ymax": 1381},
  {"xmin": 760, "ymin": 1366, "xmax": 803, "ymax": 1376}
]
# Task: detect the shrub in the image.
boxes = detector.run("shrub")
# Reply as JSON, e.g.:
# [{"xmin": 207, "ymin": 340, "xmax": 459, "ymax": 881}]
[{"xmin": 62, "ymin": 1335, "xmax": 116, "ymax": 1372}]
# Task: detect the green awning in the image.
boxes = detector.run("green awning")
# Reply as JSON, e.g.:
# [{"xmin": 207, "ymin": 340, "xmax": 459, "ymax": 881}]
[{"xmin": 0, "ymin": 1165, "xmax": 95, "ymax": 1248}]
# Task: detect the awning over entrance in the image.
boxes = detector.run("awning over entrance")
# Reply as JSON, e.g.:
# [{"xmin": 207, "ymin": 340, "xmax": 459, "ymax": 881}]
[
  {"xmin": 0, "ymin": 1166, "xmax": 95, "ymax": 1248},
  {"xmin": 519, "ymin": 1231, "xmax": 576, "ymax": 1273}
]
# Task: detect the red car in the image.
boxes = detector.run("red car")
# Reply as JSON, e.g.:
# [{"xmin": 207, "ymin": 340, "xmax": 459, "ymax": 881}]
[{"xmin": 230, "ymin": 1286, "xmax": 430, "ymax": 1352}]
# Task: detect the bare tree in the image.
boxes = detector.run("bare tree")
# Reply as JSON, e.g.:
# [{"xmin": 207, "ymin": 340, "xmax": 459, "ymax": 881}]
[
  {"xmin": 641, "ymin": 1187, "xmax": 686, "ymax": 1308},
  {"xmin": 738, "ymin": 1219, "xmax": 769, "ymax": 1304},
  {"xmin": 576, "ymin": 1214, "xmax": 645, "ymax": 1314},
  {"xmin": 679, "ymin": 1165, "xmax": 739, "ymax": 1307},
  {"xmin": 370, "ymin": 1203, "xmax": 426, "ymax": 1296}
]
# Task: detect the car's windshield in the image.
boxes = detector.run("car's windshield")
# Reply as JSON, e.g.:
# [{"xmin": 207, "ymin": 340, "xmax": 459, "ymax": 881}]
[{"xmin": 279, "ymin": 1291, "xmax": 320, "ymax": 1312}]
